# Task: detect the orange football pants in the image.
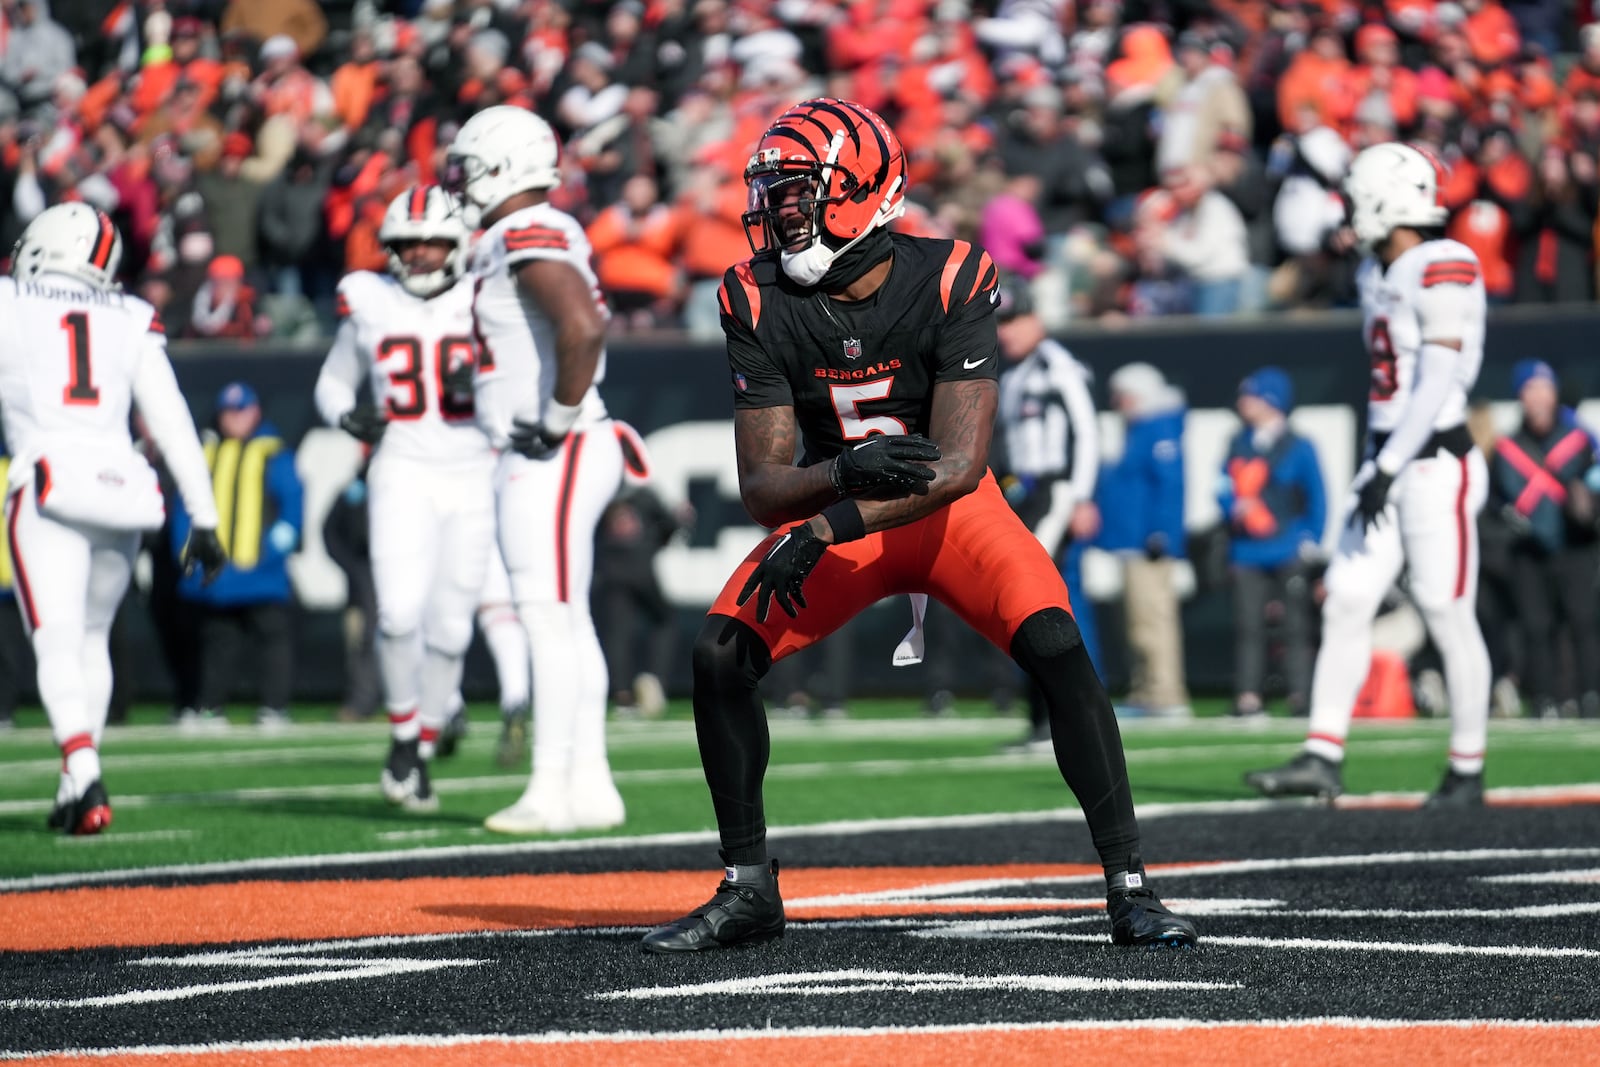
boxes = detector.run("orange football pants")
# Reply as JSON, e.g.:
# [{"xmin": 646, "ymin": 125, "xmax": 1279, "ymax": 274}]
[{"xmin": 709, "ymin": 472, "xmax": 1074, "ymax": 662}]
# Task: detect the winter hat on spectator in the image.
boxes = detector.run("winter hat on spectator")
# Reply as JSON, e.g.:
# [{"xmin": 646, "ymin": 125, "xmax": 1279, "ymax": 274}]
[
  {"xmin": 574, "ymin": 42, "xmax": 615, "ymax": 71},
  {"xmin": 259, "ymin": 35, "xmax": 299, "ymax": 63},
  {"xmin": 1416, "ymin": 66, "xmax": 1455, "ymax": 103},
  {"xmin": 994, "ymin": 274, "xmax": 1034, "ymax": 321},
  {"xmin": 173, "ymin": 17, "xmax": 202, "ymax": 40},
  {"xmin": 1355, "ymin": 22, "xmax": 1398, "ymax": 58},
  {"xmin": 208, "ymin": 255, "xmax": 246, "ymax": 282},
  {"xmin": 216, "ymin": 381, "xmax": 259, "ymax": 412},
  {"xmin": 1240, "ymin": 366, "xmax": 1293, "ymax": 413},
  {"xmin": 1511, "ymin": 359, "xmax": 1557, "ymax": 395},
  {"xmin": 222, "ymin": 132, "xmax": 254, "ymax": 160},
  {"xmin": 1106, "ymin": 25, "xmax": 1174, "ymax": 93}
]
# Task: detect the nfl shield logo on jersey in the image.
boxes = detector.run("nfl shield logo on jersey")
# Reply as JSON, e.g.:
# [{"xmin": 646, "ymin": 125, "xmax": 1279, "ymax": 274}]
[{"xmin": 842, "ymin": 338, "xmax": 863, "ymax": 360}]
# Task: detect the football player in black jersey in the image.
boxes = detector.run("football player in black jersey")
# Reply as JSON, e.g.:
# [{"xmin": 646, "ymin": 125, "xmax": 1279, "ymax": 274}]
[{"xmin": 641, "ymin": 99, "xmax": 1197, "ymax": 954}]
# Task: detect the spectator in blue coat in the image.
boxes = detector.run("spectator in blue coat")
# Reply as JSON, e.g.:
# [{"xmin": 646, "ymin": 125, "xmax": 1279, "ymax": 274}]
[
  {"xmin": 1488, "ymin": 360, "xmax": 1600, "ymax": 718},
  {"xmin": 172, "ymin": 382, "xmax": 303, "ymax": 730},
  {"xmin": 1217, "ymin": 367, "xmax": 1327, "ymax": 718},
  {"xmin": 1098, "ymin": 362, "xmax": 1189, "ymax": 718}
]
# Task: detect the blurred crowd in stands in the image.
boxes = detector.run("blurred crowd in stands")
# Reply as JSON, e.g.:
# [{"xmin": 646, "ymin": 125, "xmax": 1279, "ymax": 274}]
[{"xmin": 2, "ymin": 0, "xmax": 1599, "ymax": 341}]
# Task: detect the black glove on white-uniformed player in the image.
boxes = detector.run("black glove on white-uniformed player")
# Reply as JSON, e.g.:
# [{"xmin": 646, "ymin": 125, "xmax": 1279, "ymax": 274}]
[
  {"xmin": 509, "ymin": 398, "xmax": 582, "ymax": 461},
  {"xmin": 737, "ymin": 522, "xmax": 829, "ymax": 623},
  {"xmin": 338, "ymin": 404, "xmax": 388, "ymax": 445},
  {"xmin": 829, "ymin": 433, "xmax": 941, "ymax": 496},
  {"xmin": 1353, "ymin": 468, "xmax": 1396, "ymax": 534},
  {"xmin": 181, "ymin": 527, "xmax": 228, "ymax": 584}
]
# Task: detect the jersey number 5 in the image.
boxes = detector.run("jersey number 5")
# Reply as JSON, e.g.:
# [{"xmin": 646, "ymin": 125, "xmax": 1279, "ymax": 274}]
[
  {"xmin": 60, "ymin": 311, "xmax": 99, "ymax": 407},
  {"xmin": 830, "ymin": 379, "xmax": 907, "ymax": 440},
  {"xmin": 1368, "ymin": 317, "xmax": 1398, "ymax": 401}
]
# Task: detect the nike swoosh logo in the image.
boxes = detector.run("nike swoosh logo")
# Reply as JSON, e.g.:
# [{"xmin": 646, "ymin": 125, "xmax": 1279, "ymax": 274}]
[
  {"xmin": 963, "ymin": 355, "xmax": 991, "ymax": 369},
  {"xmin": 989, "ymin": 289, "xmax": 1001, "ymax": 304}
]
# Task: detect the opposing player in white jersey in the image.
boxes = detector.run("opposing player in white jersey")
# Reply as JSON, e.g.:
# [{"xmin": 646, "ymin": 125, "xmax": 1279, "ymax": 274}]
[
  {"xmin": 444, "ymin": 105, "xmax": 626, "ymax": 833},
  {"xmin": 314, "ymin": 184, "xmax": 496, "ymax": 811},
  {"xmin": 0, "ymin": 203, "xmax": 225, "ymax": 834},
  {"xmin": 1247, "ymin": 142, "xmax": 1491, "ymax": 808}
]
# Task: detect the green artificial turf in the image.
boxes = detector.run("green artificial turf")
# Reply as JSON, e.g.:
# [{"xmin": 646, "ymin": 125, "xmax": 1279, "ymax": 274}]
[{"xmin": 1, "ymin": 701, "xmax": 1596, "ymax": 879}]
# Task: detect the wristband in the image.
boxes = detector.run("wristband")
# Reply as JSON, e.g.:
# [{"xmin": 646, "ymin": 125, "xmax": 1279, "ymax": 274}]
[
  {"xmin": 543, "ymin": 398, "xmax": 582, "ymax": 437},
  {"xmin": 820, "ymin": 500, "xmax": 867, "ymax": 543}
]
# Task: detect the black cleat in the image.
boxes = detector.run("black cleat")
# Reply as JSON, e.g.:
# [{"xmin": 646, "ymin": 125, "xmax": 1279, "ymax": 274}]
[
  {"xmin": 1423, "ymin": 768, "xmax": 1484, "ymax": 809},
  {"xmin": 380, "ymin": 738, "xmax": 435, "ymax": 809},
  {"xmin": 65, "ymin": 780, "xmax": 113, "ymax": 836},
  {"xmin": 1244, "ymin": 751, "xmax": 1343, "ymax": 800},
  {"xmin": 1107, "ymin": 858, "xmax": 1197, "ymax": 949},
  {"xmin": 641, "ymin": 859, "xmax": 785, "ymax": 953},
  {"xmin": 437, "ymin": 707, "xmax": 468, "ymax": 759},
  {"xmin": 46, "ymin": 800, "xmax": 69, "ymax": 830}
]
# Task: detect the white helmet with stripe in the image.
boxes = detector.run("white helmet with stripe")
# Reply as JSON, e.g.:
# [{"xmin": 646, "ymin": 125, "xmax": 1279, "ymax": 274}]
[
  {"xmin": 378, "ymin": 184, "xmax": 469, "ymax": 297},
  {"xmin": 441, "ymin": 105, "xmax": 560, "ymax": 227},
  {"xmin": 10, "ymin": 203, "xmax": 123, "ymax": 290},
  {"xmin": 1343, "ymin": 142, "xmax": 1451, "ymax": 253}
]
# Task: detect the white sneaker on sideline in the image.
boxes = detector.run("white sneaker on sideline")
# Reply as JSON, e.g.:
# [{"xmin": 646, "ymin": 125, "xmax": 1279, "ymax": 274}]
[
  {"xmin": 484, "ymin": 783, "xmax": 574, "ymax": 835},
  {"xmin": 568, "ymin": 768, "xmax": 625, "ymax": 831}
]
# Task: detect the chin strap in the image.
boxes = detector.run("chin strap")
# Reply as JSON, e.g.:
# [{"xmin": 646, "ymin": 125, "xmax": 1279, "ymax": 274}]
[{"xmin": 780, "ymin": 173, "xmax": 907, "ymax": 287}]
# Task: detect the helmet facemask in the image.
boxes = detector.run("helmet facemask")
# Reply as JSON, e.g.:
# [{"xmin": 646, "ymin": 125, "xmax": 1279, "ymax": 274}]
[
  {"xmin": 440, "ymin": 152, "xmax": 487, "ymax": 231},
  {"xmin": 385, "ymin": 237, "xmax": 462, "ymax": 298}
]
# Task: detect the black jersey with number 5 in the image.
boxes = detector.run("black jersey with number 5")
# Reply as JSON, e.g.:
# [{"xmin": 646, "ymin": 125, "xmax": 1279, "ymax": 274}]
[{"xmin": 717, "ymin": 233, "xmax": 1001, "ymax": 464}]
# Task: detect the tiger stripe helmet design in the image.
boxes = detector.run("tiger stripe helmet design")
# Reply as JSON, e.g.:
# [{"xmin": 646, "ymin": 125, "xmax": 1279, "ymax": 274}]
[
  {"xmin": 741, "ymin": 98, "xmax": 907, "ymax": 262},
  {"xmin": 378, "ymin": 184, "xmax": 469, "ymax": 297},
  {"xmin": 10, "ymin": 203, "xmax": 123, "ymax": 290}
]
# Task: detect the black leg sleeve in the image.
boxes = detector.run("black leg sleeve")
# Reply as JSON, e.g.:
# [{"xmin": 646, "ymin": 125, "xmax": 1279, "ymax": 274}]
[
  {"xmin": 1010, "ymin": 607, "xmax": 1140, "ymax": 878},
  {"xmin": 691, "ymin": 614, "xmax": 774, "ymax": 865}
]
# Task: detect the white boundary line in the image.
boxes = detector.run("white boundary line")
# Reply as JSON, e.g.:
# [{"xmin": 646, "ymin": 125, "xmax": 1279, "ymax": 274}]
[
  {"xmin": 4, "ymin": 803, "xmax": 1600, "ymax": 893},
  {"xmin": 4, "ymin": 1017, "xmax": 1599, "ymax": 1061}
]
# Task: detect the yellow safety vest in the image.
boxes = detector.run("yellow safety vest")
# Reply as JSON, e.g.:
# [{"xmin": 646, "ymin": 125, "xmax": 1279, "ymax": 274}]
[{"xmin": 203, "ymin": 435, "xmax": 284, "ymax": 570}]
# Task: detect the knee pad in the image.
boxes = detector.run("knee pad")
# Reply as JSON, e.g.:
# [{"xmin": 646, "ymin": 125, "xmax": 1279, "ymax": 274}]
[
  {"xmin": 692, "ymin": 616, "xmax": 772, "ymax": 690},
  {"xmin": 424, "ymin": 614, "xmax": 475, "ymax": 658},
  {"xmin": 376, "ymin": 601, "xmax": 424, "ymax": 640},
  {"xmin": 1009, "ymin": 607, "xmax": 1083, "ymax": 663}
]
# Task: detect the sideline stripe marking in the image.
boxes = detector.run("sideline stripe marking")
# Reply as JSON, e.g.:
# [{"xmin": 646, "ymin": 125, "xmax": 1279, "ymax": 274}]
[
  {"xmin": 10, "ymin": 848, "xmax": 1600, "ymax": 952},
  {"xmin": 1036, "ymin": 932, "xmax": 1600, "ymax": 959},
  {"xmin": 4, "ymin": 1019, "xmax": 1599, "ymax": 1064},
  {"xmin": 53, "ymin": 831, "xmax": 195, "ymax": 846},
  {"xmin": 593, "ymin": 970, "xmax": 1240, "ymax": 1000},
  {"xmin": 6, "ymin": 800, "xmax": 1600, "ymax": 894}
]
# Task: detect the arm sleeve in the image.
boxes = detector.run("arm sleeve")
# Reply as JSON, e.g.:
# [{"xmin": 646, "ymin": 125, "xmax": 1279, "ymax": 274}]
[
  {"xmin": 1374, "ymin": 341, "xmax": 1460, "ymax": 474},
  {"xmin": 933, "ymin": 245, "xmax": 1000, "ymax": 381},
  {"xmin": 1056, "ymin": 356, "xmax": 1099, "ymax": 508},
  {"xmin": 130, "ymin": 335, "xmax": 219, "ymax": 529},
  {"xmin": 314, "ymin": 318, "xmax": 364, "ymax": 426}
]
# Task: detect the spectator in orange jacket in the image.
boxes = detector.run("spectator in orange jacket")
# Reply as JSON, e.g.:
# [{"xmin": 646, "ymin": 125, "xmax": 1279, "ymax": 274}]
[
  {"xmin": 188, "ymin": 255, "xmax": 263, "ymax": 339},
  {"xmin": 673, "ymin": 164, "xmax": 749, "ymax": 340},
  {"xmin": 1461, "ymin": 0, "xmax": 1520, "ymax": 67},
  {"xmin": 1346, "ymin": 23, "xmax": 1418, "ymax": 132},
  {"xmin": 588, "ymin": 174, "xmax": 683, "ymax": 330},
  {"xmin": 1446, "ymin": 125, "xmax": 1530, "ymax": 302},
  {"xmin": 1277, "ymin": 24, "xmax": 1354, "ymax": 134}
]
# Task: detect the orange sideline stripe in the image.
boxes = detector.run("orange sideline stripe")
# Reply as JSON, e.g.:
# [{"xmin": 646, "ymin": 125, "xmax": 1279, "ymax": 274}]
[
  {"xmin": 15, "ymin": 1024, "xmax": 1599, "ymax": 1067},
  {"xmin": 0, "ymin": 864, "xmax": 1102, "ymax": 952}
]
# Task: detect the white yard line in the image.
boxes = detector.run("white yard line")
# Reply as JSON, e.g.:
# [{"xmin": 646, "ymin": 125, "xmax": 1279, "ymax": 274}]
[
  {"xmin": 4, "ymin": 1017, "xmax": 1599, "ymax": 1061},
  {"xmin": 53, "ymin": 830, "xmax": 195, "ymax": 846},
  {"xmin": 5, "ymin": 804, "xmax": 1600, "ymax": 893}
]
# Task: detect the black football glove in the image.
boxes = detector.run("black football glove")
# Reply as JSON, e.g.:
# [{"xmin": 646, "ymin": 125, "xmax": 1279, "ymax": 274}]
[
  {"xmin": 338, "ymin": 405, "xmax": 388, "ymax": 446},
  {"xmin": 830, "ymin": 434, "xmax": 941, "ymax": 496},
  {"xmin": 181, "ymin": 527, "xmax": 228, "ymax": 585},
  {"xmin": 440, "ymin": 358, "xmax": 474, "ymax": 397},
  {"xmin": 736, "ymin": 522, "xmax": 829, "ymax": 623},
  {"xmin": 1353, "ymin": 469, "xmax": 1395, "ymax": 534},
  {"xmin": 508, "ymin": 418, "xmax": 568, "ymax": 460}
]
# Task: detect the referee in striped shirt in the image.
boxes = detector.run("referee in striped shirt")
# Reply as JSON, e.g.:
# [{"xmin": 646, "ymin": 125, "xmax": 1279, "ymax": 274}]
[{"xmin": 995, "ymin": 276, "xmax": 1103, "ymax": 751}]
